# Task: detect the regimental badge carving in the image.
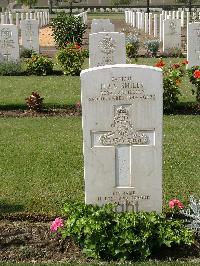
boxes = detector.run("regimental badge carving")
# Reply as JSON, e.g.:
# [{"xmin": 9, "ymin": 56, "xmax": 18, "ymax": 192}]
[
  {"xmin": 0, "ymin": 28, "xmax": 14, "ymax": 50},
  {"xmin": 169, "ymin": 21, "xmax": 176, "ymax": 33},
  {"xmin": 98, "ymin": 34, "xmax": 116, "ymax": 65},
  {"xmin": 195, "ymin": 29, "xmax": 200, "ymax": 38},
  {"xmin": 100, "ymin": 106, "xmax": 149, "ymax": 146}
]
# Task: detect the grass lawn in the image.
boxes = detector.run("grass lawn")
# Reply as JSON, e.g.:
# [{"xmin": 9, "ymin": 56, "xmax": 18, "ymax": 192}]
[{"xmin": 0, "ymin": 115, "xmax": 199, "ymax": 215}]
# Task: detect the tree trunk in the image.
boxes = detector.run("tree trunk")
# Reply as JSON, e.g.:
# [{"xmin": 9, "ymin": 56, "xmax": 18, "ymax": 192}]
[
  {"xmin": 189, "ymin": 0, "xmax": 192, "ymax": 15},
  {"xmin": 48, "ymin": 0, "xmax": 53, "ymax": 14},
  {"xmin": 69, "ymin": 2, "xmax": 73, "ymax": 16},
  {"xmin": 147, "ymin": 0, "xmax": 150, "ymax": 14}
]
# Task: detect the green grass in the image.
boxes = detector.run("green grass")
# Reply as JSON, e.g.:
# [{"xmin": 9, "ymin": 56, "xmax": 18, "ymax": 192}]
[
  {"xmin": 0, "ymin": 115, "xmax": 199, "ymax": 215},
  {"xmin": 0, "ymin": 58, "xmax": 196, "ymax": 109}
]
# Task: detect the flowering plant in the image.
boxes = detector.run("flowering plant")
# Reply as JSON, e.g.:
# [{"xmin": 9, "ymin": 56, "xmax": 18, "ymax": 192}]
[
  {"xmin": 50, "ymin": 217, "xmax": 64, "ymax": 233},
  {"xmin": 57, "ymin": 42, "xmax": 86, "ymax": 76},
  {"xmin": 155, "ymin": 58, "xmax": 187, "ymax": 112},
  {"xmin": 144, "ymin": 39, "xmax": 160, "ymax": 57},
  {"xmin": 187, "ymin": 66, "xmax": 200, "ymax": 102}
]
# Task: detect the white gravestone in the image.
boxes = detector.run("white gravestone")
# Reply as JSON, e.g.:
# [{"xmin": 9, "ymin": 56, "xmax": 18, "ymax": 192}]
[
  {"xmin": 163, "ymin": 19, "xmax": 181, "ymax": 52},
  {"xmin": 21, "ymin": 19, "xmax": 39, "ymax": 53},
  {"xmin": 0, "ymin": 25, "xmax": 19, "ymax": 61},
  {"xmin": 89, "ymin": 32, "xmax": 126, "ymax": 68},
  {"xmin": 91, "ymin": 19, "xmax": 114, "ymax": 34},
  {"xmin": 187, "ymin": 22, "xmax": 200, "ymax": 68},
  {"xmin": 81, "ymin": 64, "xmax": 163, "ymax": 213}
]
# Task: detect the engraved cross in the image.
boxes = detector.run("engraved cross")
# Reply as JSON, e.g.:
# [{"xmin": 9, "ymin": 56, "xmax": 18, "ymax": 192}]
[{"xmin": 91, "ymin": 105, "xmax": 155, "ymax": 188}]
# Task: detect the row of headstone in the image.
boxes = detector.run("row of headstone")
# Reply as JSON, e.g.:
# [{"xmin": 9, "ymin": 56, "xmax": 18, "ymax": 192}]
[
  {"xmin": 0, "ymin": 19, "xmax": 39, "ymax": 62},
  {"xmin": 91, "ymin": 19, "xmax": 114, "ymax": 34},
  {"xmin": 82, "ymin": 19, "xmax": 163, "ymax": 213},
  {"xmin": 0, "ymin": 11, "xmax": 49, "ymax": 28}
]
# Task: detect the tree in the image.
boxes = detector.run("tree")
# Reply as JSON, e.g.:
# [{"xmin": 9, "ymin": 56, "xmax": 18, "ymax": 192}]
[
  {"xmin": 146, "ymin": 0, "xmax": 150, "ymax": 14},
  {"xmin": 17, "ymin": 0, "xmax": 38, "ymax": 8},
  {"xmin": 176, "ymin": 0, "xmax": 198, "ymax": 14},
  {"xmin": 63, "ymin": 0, "xmax": 83, "ymax": 16},
  {"xmin": 111, "ymin": 0, "xmax": 131, "ymax": 6}
]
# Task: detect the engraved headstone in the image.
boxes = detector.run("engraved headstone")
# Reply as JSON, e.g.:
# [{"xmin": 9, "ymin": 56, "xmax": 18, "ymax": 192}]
[
  {"xmin": 0, "ymin": 24, "xmax": 19, "ymax": 61},
  {"xmin": 89, "ymin": 32, "xmax": 126, "ymax": 68},
  {"xmin": 163, "ymin": 19, "xmax": 181, "ymax": 52},
  {"xmin": 187, "ymin": 22, "xmax": 200, "ymax": 68},
  {"xmin": 91, "ymin": 19, "xmax": 114, "ymax": 34},
  {"xmin": 81, "ymin": 64, "xmax": 163, "ymax": 212},
  {"xmin": 21, "ymin": 19, "xmax": 39, "ymax": 53}
]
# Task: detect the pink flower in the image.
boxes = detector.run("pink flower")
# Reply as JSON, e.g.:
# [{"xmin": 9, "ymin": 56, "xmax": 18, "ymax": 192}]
[
  {"xmin": 50, "ymin": 217, "xmax": 64, "ymax": 232},
  {"xmin": 169, "ymin": 199, "xmax": 184, "ymax": 209}
]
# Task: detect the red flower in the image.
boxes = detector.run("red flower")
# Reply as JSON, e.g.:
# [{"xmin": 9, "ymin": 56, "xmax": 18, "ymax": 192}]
[
  {"xmin": 169, "ymin": 199, "xmax": 184, "ymax": 209},
  {"xmin": 172, "ymin": 63, "xmax": 180, "ymax": 69},
  {"xmin": 182, "ymin": 59, "xmax": 188, "ymax": 65},
  {"xmin": 193, "ymin": 70, "xmax": 200, "ymax": 79},
  {"xmin": 155, "ymin": 59, "xmax": 165, "ymax": 68},
  {"xmin": 176, "ymin": 79, "xmax": 181, "ymax": 85}
]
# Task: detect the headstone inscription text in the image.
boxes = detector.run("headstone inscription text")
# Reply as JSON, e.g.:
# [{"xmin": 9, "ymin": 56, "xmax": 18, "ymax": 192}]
[
  {"xmin": 0, "ymin": 25, "xmax": 19, "ymax": 61},
  {"xmin": 81, "ymin": 65, "xmax": 163, "ymax": 212}
]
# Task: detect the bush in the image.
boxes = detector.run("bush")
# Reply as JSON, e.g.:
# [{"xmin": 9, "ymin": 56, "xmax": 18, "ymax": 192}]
[
  {"xmin": 144, "ymin": 39, "xmax": 160, "ymax": 57},
  {"xmin": 25, "ymin": 92, "xmax": 44, "ymax": 112},
  {"xmin": 20, "ymin": 48, "xmax": 37, "ymax": 58},
  {"xmin": 0, "ymin": 61, "xmax": 23, "ymax": 76},
  {"xmin": 51, "ymin": 12, "xmax": 86, "ymax": 48},
  {"xmin": 155, "ymin": 59, "xmax": 187, "ymax": 112},
  {"xmin": 187, "ymin": 66, "xmax": 200, "ymax": 103},
  {"xmin": 160, "ymin": 48, "xmax": 184, "ymax": 58},
  {"xmin": 25, "ymin": 54, "xmax": 53, "ymax": 76},
  {"xmin": 57, "ymin": 42, "xmax": 85, "ymax": 76},
  {"xmin": 54, "ymin": 202, "xmax": 194, "ymax": 261},
  {"xmin": 126, "ymin": 34, "xmax": 140, "ymax": 59}
]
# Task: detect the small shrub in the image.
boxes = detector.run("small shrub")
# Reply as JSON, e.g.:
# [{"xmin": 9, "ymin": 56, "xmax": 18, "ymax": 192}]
[
  {"xmin": 144, "ymin": 39, "xmax": 160, "ymax": 57},
  {"xmin": 52, "ymin": 202, "xmax": 194, "ymax": 261},
  {"xmin": 126, "ymin": 34, "xmax": 140, "ymax": 59},
  {"xmin": 187, "ymin": 66, "xmax": 200, "ymax": 102},
  {"xmin": 82, "ymin": 48, "xmax": 89, "ymax": 58},
  {"xmin": 160, "ymin": 48, "xmax": 184, "ymax": 58},
  {"xmin": 0, "ymin": 61, "xmax": 23, "ymax": 76},
  {"xmin": 57, "ymin": 42, "xmax": 85, "ymax": 76},
  {"xmin": 20, "ymin": 48, "xmax": 37, "ymax": 58},
  {"xmin": 155, "ymin": 58, "xmax": 187, "ymax": 112},
  {"xmin": 25, "ymin": 54, "xmax": 53, "ymax": 76},
  {"xmin": 25, "ymin": 92, "xmax": 44, "ymax": 112},
  {"xmin": 51, "ymin": 12, "xmax": 86, "ymax": 48}
]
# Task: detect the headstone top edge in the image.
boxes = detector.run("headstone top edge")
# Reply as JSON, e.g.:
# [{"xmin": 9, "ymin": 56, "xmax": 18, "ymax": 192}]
[
  {"xmin": 81, "ymin": 64, "xmax": 163, "ymax": 76},
  {"xmin": 89, "ymin": 32, "xmax": 122, "ymax": 36}
]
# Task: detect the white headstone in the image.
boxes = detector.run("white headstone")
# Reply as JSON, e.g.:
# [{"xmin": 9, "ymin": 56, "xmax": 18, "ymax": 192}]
[
  {"xmin": 149, "ymin": 13, "xmax": 152, "ymax": 35},
  {"xmin": 91, "ymin": 19, "xmax": 114, "ymax": 34},
  {"xmin": 1, "ymin": 14, "xmax": 5, "ymax": 24},
  {"xmin": 16, "ymin": 13, "xmax": 19, "ymax": 27},
  {"xmin": 159, "ymin": 14, "xmax": 163, "ymax": 41},
  {"xmin": 89, "ymin": 32, "xmax": 126, "ymax": 68},
  {"xmin": 154, "ymin": 14, "xmax": 158, "ymax": 37},
  {"xmin": 163, "ymin": 19, "xmax": 181, "ymax": 52},
  {"xmin": 181, "ymin": 11, "xmax": 184, "ymax": 27},
  {"xmin": 21, "ymin": 19, "xmax": 39, "ymax": 53},
  {"xmin": 0, "ymin": 25, "xmax": 19, "ymax": 61},
  {"xmin": 145, "ymin": 13, "xmax": 148, "ymax": 33},
  {"xmin": 81, "ymin": 64, "xmax": 163, "ymax": 212},
  {"xmin": 187, "ymin": 22, "xmax": 200, "ymax": 68}
]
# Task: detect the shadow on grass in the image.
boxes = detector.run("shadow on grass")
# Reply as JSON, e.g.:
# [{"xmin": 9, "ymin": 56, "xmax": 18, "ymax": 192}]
[
  {"xmin": 0, "ymin": 200, "xmax": 24, "ymax": 214},
  {"xmin": 165, "ymin": 102, "xmax": 200, "ymax": 115},
  {"xmin": 0, "ymin": 103, "xmax": 76, "ymax": 111}
]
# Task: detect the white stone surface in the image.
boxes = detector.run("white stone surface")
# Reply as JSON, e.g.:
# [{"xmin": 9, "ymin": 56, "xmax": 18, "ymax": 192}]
[
  {"xmin": 163, "ymin": 19, "xmax": 181, "ymax": 52},
  {"xmin": 91, "ymin": 19, "xmax": 114, "ymax": 33},
  {"xmin": 21, "ymin": 19, "xmax": 39, "ymax": 52},
  {"xmin": 159, "ymin": 14, "xmax": 163, "ymax": 41},
  {"xmin": 89, "ymin": 32, "xmax": 126, "ymax": 68},
  {"xmin": 154, "ymin": 14, "xmax": 158, "ymax": 37},
  {"xmin": 187, "ymin": 22, "xmax": 200, "ymax": 68},
  {"xmin": 0, "ymin": 24, "xmax": 19, "ymax": 61},
  {"xmin": 145, "ymin": 13, "xmax": 148, "ymax": 33},
  {"xmin": 149, "ymin": 13, "xmax": 152, "ymax": 35},
  {"xmin": 81, "ymin": 64, "xmax": 163, "ymax": 213}
]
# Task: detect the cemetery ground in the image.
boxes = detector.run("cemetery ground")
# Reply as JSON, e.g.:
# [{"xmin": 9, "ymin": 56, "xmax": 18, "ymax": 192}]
[{"xmin": 0, "ymin": 14, "xmax": 200, "ymax": 265}]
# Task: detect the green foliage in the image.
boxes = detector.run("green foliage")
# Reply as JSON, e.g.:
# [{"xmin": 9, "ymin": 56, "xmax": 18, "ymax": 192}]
[
  {"xmin": 187, "ymin": 66, "xmax": 200, "ymax": 102},
  {"xmin": 25, "ymin": 91, "xmax": 44, "ymax": 112},
  {"xmin": 160, "ymin": 48, "xmax": 184, "ymax": 58},
  {"xmin": 57, "ymin": 43, "xmax": 85, "ymax": 76},
  {"xmin": 155, "ymin": 59, "xmax": 187, "ymax": 112},
  {"xmin": 51, "ymin": 13, "xmax": 86, "ymax": 48},
  {"xmin": 25, "ymin": 54, "xmax": 53, "ymax": 76},
  {"xmin": 144, "ymin": 39, "xmax": 160, "ymax": 57},
  {"xmin": 111, "ymin": 0, "xmax": 131, "ymax": 6},
  {"xmin": 0, "ymin": 61, "xmax": 23, "ymax": 76},
  {"xmin": 126, "ymin": 34, "xmax": 140, "ymax": 59},
  {"xmin": 20, "ymin": 48, "xmax": 37, "ymax": 58},
  {"xmin": 17, "ymin": 0, "xmax": 38, "ymax": 8},
  {"xmin": 59, "ymin": 202, "xmax": 194, "ymax": 261}
]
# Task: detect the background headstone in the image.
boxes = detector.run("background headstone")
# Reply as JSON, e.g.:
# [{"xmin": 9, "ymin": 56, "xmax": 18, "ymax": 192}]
[
  {"xmin": 163, "ymin": 19, "xmax": 181, "ymax": 52},
  {"xmin": 89, "ymin": 32, "xmax": 126, "ymax": 68},
  {"xmin": 187, "ymin": 22, "xmax": 200, "ymax": 68},
  {"xmin": 0, "ymin": 24, "xmax": 19, "ymax": 61},
  {"xmin": 81, "ymin": 64, "xmax": 163, "ymax": 213},
  {"xmin": 21, "ymin": 19, "xmax": 39, "ymax": 53},
  {"xmin": 91, "ymin": 19, "xmax": 114, "ymax": 34}
]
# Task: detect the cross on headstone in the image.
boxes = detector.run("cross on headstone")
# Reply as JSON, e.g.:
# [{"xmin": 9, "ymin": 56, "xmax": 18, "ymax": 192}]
[
  {"xmin": 3, "ymin": 51, "xmax": 11, "ymax": 61},
  {"xmin": 91, "ymin": 105, "xmax": 154, "ymax": 188},
  {"xmin": 195, "ymin": 49, "xmax": 200, "ymax": 59}
]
